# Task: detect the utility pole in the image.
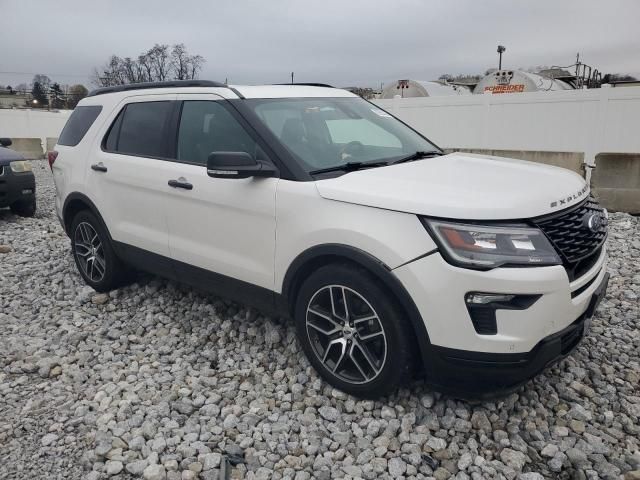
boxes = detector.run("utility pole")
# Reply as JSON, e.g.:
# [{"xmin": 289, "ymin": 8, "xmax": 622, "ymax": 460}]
[
  {"xmin": 497, "ymin": 45, "xmax": 506, "ymax": 70},
  {"xmin": 291, "ymin": 72, "xmax": 294, "ymax": 84}
]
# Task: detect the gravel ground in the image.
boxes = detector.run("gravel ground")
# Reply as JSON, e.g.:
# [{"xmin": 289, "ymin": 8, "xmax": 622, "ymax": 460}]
[{"xmin": 1, "ymin": 161, "xmax": 639, "ymax": 480}]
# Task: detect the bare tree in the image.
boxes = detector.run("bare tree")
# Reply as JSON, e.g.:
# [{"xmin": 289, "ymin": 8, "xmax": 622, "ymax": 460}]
[
  {"xmin": 121, "ymin": 57, "xmax": 145, "ymax": 84},
  {"xmin": 66, "ymin": 84, "xmax": 89, "ymax": 109},
  {"xmin": 92, "ymin": 44, "xmax": 206, "ymax": 86},
  {"xmin": 91, "ymin": 55, "xmax": 128, "ymax": 87},
  {"xmin": 147, "ymin": 44, "xmax": 171, "ymax": 82},
  {"xmin": 138, "ymin": 53, "xmax": 153, "ymax": 83},
  {"xmin": 171, "ymin": 44, "xmax": 190, "ymax": 80},
  {"xmin": 187, "ymin": 54, "xmax": 205, "ymax": 80}
]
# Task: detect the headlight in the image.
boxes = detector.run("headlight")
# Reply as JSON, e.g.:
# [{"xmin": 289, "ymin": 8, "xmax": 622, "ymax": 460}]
[
  {"xmin": 421, "ymin": 218, "xmax": 561, "ymax": 269},
  {"xmin": 10, "ymin": 160, "xmax": 32, "ymax": 173}
]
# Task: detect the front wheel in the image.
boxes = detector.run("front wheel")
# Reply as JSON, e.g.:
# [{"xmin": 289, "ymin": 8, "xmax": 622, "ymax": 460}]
[
  {"xmin": 70, "ymin": 210, "xmax": 125, "ymax": 292},
  {"xmin": 10, "ymin": 198, "xmax": 36, "ymax": 217},
  {"xmin": 294, "ymin": 264, "xmax": 414, "ymax": 398}
]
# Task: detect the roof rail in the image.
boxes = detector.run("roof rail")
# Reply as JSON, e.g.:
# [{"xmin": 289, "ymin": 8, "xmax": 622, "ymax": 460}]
[
  {"xmin": 87, "ymin": 80, "xmax": 227, "ymax": 97},
  {"xmin": 273, "ymin": 83, "xmax": 334, "ymax": 88}
]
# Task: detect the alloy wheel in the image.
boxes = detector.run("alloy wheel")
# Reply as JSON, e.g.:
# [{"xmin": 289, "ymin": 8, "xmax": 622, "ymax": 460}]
[
  {"xmin": 305, "ymin": 285, "xmax": 387, "ymax": 384},
  {"xmin": 74, "ymin": 222, "xmax": 106, "ymax": 283}
]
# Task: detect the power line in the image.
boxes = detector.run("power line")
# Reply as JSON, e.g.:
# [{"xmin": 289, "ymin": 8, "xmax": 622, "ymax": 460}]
[{"xmin": 0, "ymin": 71, "xmax": 90, "ymax": 78}]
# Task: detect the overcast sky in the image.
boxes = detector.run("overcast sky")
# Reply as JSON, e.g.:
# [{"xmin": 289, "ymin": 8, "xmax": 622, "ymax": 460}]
[{"xmin": 1, "ymin": 0, "xmax": 639, "ymax": 89}]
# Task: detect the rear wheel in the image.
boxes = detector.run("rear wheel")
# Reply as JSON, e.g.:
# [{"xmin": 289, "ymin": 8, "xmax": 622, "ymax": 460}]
[
  {"xmin": 294, "ymin": 263, "xmax": 413, "ymax": 398},
  {"xmin": 10, "ymin": 198, "xmax": 36, "ymax": 217},
  {"xmin": 70, "ymin": 210, "xmax": 125, "ymax": 292}
]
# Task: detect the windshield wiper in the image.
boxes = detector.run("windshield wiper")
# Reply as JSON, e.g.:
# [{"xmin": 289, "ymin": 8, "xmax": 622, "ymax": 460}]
[
  {"xmin": 309, "ymin": 160, "xmax": 389, "ymax": 175},
  {"xmin": 389, "ymin": 150, "xmax": 443, "ymax": 165},
  {"xmin": 309, "ymin": 150, "xmax": 443, "ymax": 175}
]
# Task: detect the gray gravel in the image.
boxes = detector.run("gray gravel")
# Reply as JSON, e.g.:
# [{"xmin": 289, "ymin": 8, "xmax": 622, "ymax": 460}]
[{"xmin": 1, "ymin": 161, "xmax": 639, "ymax": 480}]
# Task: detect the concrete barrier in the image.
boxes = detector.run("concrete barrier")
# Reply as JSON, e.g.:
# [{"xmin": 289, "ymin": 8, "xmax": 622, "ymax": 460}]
[
  {"xmin": 445, "ymin": 149, "xmax": 585, "ymax": 176},
  {"xmin": 46, "ymin": 137, "xmax": 58, "ymax": 153},
  {"xmin": 8, "ymin": 138, "xmax": 44, "ymax": 159},
  {"xmin": 591, "ymin": 153, "xmax": 640, "ymax": 214}
]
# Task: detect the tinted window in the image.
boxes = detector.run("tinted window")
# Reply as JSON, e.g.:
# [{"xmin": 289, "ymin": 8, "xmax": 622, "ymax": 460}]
[
  {"xmin": 177, "ymin": 101, "xmax": 256, "ymax": 165},
  {"xmin": 58, "ymin": 106, "xmax": 103, "ymax": 146},
  {"xmin": 104, "ymin": 110, "xmax": 123, "ymax": 152},
  {"xmin": 115, "ymin": 102, "xmax": 173, "ymax": 158}
]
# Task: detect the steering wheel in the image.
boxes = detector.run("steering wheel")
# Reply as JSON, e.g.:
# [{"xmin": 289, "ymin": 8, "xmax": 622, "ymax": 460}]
[{"xmin": 338, "ymin": 141, "xmax": 365, "ymax": 161}]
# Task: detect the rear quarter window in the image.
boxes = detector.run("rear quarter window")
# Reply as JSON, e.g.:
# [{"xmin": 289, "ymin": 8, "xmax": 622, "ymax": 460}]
[
  {"xmin": 58, "ymin": 105, "xmax": 103, "ymax": 146},
  {"xmin": 104, "ymin": 101, "xmax": 173, "ymax": 158}
]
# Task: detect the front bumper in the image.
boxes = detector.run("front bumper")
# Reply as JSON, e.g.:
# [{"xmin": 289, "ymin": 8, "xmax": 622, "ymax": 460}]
[
  {"xmin": 429, "ymin": 272, "xmax": 608, "ymax": 397},
  {"xmin": 393, "ymin": 248, "xmax": 609, "ymax": 397},
  {"xmin": 0, "ymin": 167, "xmax": 36, "ymax": 207}
]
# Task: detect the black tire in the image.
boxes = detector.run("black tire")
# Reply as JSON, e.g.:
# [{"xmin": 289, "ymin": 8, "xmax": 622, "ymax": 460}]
[
  {"xmin": 294, "ymin": 263, "xmax": 413, "ymax": 398},
  {"xmin": 70, "ymin": 210, "xmax": 125, "ymax": 292},
  {"xmin": 10, "ymin": 198, "xmax": 36, "ymax": 217}
]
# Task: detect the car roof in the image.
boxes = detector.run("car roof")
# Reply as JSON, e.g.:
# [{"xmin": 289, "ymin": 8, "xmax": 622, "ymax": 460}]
[
  {"xmin": 84, "ymin": 81, "xmax": 357, "ymax": 103},
  {"xmin": 230, "ymin": 84, "xmax": 356, "ymax": 99}
]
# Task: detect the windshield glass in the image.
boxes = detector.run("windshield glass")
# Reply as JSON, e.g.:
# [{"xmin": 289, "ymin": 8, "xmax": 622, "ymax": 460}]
[{"xmin": 245, "ymin": 97, "xmax": 439, "ymax": 172}]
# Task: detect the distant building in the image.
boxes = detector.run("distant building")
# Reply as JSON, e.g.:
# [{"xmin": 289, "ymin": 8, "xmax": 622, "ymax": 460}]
[
  {"xmin": 473, "ymin": 70, "xmax": 573, "ymax": 94},
  {"xmin": 379, "ymin": 79, "xmax": 471, "ymax": 99}
]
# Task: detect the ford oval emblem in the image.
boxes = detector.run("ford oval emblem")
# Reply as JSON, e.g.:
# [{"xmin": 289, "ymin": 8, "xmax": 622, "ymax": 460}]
[{"xmin": 583, "ymin": 213, "xmax": 605, "ymax": 232}]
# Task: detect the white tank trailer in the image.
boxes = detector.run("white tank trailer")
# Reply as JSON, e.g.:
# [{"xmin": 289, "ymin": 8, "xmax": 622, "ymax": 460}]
[
  {"xmin": 473, "ymin": 70, "xmax": 573, "ymax": 94},
  {"xmin": 379, "ymin": 79, "xmax": 471, "ymax": 99}
]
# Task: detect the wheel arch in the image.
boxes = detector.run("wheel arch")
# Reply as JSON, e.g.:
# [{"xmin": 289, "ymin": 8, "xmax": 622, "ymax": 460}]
[
  {"xmin": 281, "ymin": 244, "xmax": 434, "ymax": 373},
  {"xmin": 62, "ymin": 192, "xmax": 112, "ymax": 241}
]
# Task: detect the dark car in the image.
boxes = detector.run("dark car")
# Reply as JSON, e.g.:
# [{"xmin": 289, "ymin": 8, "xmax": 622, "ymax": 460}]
[{"xmin": 0, "ymin": 138, "xmax": 36, "ymax": 217}]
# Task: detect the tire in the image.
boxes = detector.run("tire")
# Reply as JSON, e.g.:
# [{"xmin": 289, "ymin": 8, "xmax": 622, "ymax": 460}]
[
  {"xmin": 70, "ymin": 210, "xmax": 125, "ymax": 292},
  {"xmin": 294, "ymin": 263, "xmax": 413, "ymax": 398},
  {"xmin": 11, "ymin": 198, "xmax": 36, "ymax": 217}
]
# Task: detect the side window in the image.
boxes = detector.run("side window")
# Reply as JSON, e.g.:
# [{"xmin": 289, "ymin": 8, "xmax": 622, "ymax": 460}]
[
  {"xmin": 106, "ymin": 101, "xmax": 173, "ymax": 158},
  {"xmin": 104, "ymin": 109, "xmax": 123, "ymax": 152},
  {"xmin": 177, "ymin": 101, "xmax": 257, "ymax": 165},
  {"xmin": 58, "ymin": 105, "xmax": 103, "ymax": 146}
]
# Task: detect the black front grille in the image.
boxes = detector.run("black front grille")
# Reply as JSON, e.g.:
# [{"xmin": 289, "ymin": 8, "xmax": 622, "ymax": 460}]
[{"xmin": 533, "ymin": 196, "xmax": 607, "ymax": 280}]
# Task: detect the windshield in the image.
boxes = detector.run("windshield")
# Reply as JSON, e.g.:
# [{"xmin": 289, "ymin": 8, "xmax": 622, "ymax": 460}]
[{"xmin": 245, "ymin": 97, "xmax": 439, "ymax": 173}]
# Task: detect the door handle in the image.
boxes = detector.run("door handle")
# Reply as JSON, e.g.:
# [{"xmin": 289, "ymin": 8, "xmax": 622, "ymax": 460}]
[
  {"xmin": 168, "ymin": 179, "xmax": 193, "ymax": 190},
  {"xmin": 91, "ymin": 163, "xmax": 108, "ymax": 172}
]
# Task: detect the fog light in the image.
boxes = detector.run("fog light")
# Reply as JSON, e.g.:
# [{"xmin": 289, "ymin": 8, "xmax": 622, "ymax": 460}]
[
  {"xmin": 465, "ymin": 292, "xmax": 541, "ymax": 335},
  {"xmin": 466, "ymin": 293, "xmax": 515, "ymax": 305}
]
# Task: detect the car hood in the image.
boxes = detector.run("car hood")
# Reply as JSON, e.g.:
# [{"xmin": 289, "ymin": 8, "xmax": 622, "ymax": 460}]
[
  {"xmin": 0, "ymin": 146, "xmax": 24, "ymax": 165},
  {"xmin": 314, "ymin": 152, "xmax": 589, "ymax": 220}
]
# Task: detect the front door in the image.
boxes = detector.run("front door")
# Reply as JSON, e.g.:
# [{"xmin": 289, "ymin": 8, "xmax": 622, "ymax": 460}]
[{"xmin": 163, "ymin": 94, "xmax": 278, "ymax": 298}]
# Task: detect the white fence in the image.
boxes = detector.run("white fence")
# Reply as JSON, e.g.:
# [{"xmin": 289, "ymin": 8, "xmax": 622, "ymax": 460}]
[
  {"xmin": 2, "ymin": 87, "xmax": 640, "ymax": 167},
  {"xmin": 0, "ymin": 108, "xmax": 72, "ymax": 148},
  {"xmin": 373, "ymin": 85, "xmax": 640, "ymax": 166}
]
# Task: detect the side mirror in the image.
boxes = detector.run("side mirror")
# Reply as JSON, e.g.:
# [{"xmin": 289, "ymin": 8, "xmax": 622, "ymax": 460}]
[
  {"xmin": 0, "ymin": 138, "xmax": 12, "ymax": 147},
  {"xmin": 207, "ymin": 151, "xmax": 277, "ymax": 179}
]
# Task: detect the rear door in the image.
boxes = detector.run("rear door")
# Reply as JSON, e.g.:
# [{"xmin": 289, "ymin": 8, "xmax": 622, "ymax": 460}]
[
  {"xmin": 87, "ymin": 94, "xmax": 176, "ymax": 271},
  {"xmin": 163, "ymin": 93, "xmax": 278, "ymax": 294}
]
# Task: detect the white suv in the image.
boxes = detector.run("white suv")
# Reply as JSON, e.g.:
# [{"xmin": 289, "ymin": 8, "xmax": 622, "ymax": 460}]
[{"xmin": 51, "ymin": 80, "xmax": 609, "ymax": 398}]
